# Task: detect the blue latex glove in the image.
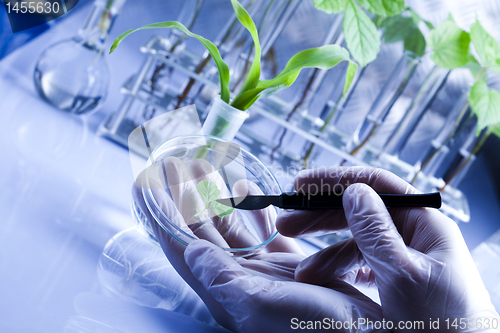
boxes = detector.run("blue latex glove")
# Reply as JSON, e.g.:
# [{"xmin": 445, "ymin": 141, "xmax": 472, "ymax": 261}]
[
  {"xmin": 277, "ymin": 167, "xmax": 500, "ymax": 332},
  {"xmin": 133, "ymin": 158, "xmax": 386, "ymax": 332}
]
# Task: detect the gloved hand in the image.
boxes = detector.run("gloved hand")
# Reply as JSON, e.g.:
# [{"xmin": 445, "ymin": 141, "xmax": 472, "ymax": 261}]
[
  {"xmin": 133, "ymin": 158, "xmax": 386, "ymax": 332},
  {"xmin": 277, "ymin": 167, "xmax": 500, "ymax": 332}
]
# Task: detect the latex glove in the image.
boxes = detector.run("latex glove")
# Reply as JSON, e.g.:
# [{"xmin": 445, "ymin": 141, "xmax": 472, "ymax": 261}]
[
  {"xmin": 133, "ymin": 158, "xmax": 386, "ymax": 332},
  {"xmin": 277, "ymin": 167, "xmax": 500, "ymax": 332}
]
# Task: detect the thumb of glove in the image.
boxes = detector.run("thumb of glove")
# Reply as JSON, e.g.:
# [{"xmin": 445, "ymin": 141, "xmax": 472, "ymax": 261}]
[
  {"xmin": 343, "ymin": 183, "xmax": 413, "ymax": 283},
  {"xmin": 184, "ymin": 240, "xmax": 273, "ymax": 323}
]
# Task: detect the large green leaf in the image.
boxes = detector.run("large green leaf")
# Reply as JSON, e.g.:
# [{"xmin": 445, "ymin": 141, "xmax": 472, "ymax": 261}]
[
  {"xmin": 313, "ymin": 0, "xmax": 347, "ymax": 13},
  {"xmin": 356, "ymin": 0, "xmax": 405, "ymax": 17},
  {"xmin": 428, "ymin": 16, "xmax": 471, "ymax": 69},
  {"xmin": 230, "ymin": 45, "xmax": 355, "ymax": 110},
  {"xmin": 469, "ymin": 81, "xmax": 500, "ymax": 132},
  {"xmin": 470, "ymin": 20, "xmax": 500, "ymax": 73},
  {"xmin": 231, "ymin": 0, "xmax": 261, "ymax": 94},
  {"xmin": 404, "ymin": 28, "xmax": 426, "ymax": 57},
  {"xmin": 381, "ymin": 15, "xmax": 416, "ymax": 43},
  {"xmin": 110, "ymin": 21, "xmax": 231, "ymax": 103},
  {"xmin": 343, "ymin": 0, "xmax": 380, "ymax": 67}
]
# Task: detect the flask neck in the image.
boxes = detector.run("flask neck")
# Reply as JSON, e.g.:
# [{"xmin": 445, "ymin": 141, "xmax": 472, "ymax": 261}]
[{"xmin": 75, "ymin": 0, "xmax": 126, "ymax": 51}]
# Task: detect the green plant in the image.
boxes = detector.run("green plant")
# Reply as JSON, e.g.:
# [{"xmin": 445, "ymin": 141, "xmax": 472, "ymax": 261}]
[
  {"xmin": 408, "ymin": 15, "xmax": 500, "ymax": 186},
  {"xmin": 315, "ymin": 1, "xmax": 500, "ymax": 171},
  {"xmin": 373, "ymin": 10, "xmax": 500, "ymax": 186},
  {"xmin": 194, "ymin": 180, "xmax": 234, "ymax": 217},
  {"xmin": 313, "ymin": 0, "xmax": 406, "ymax": 67},
  {"xmin": 377, "ymin": 12, "xmax": 500, "ymax": 137},
  {"xmin": 110, "ymin": 0, "xmax": 357, "ymax": 113}
]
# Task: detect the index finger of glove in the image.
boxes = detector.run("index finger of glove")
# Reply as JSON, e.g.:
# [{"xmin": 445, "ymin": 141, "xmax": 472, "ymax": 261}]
[{"xmin": 277, "ymin": 167, "xmax": 418, "ymax": 238}]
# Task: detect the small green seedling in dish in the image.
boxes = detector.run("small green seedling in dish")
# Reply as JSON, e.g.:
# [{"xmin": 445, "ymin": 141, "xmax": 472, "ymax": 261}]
[{"xmin": 195, "ymin": 180, "xmax": 234, "ymax": 218}]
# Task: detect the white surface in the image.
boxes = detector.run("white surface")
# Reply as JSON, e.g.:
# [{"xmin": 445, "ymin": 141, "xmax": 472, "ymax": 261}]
[{"xmin": 0, "ymin": 1, "xmax": 230, "ymax": 332}]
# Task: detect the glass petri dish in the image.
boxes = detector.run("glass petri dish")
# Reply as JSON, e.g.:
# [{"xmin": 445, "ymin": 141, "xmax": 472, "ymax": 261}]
[{"xmin": 134, "ymin": 135, "xmax": 281, "ymax": 257}]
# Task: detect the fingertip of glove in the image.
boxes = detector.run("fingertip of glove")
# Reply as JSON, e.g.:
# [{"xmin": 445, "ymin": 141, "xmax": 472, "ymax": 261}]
[
  {"xmin": 275, "ymin": 210, "xmax": 299, "ymax": 237},
  {"xmin": 184, "ymin": 239, "xmax": 218, "ymax": 269},
  {"xmin": 293, "ymin": 257, "xmax": 312, "ymax": 283},
  {"xmin": 342, "ymin": 183, "xmax": 381, "ymax": 213}
]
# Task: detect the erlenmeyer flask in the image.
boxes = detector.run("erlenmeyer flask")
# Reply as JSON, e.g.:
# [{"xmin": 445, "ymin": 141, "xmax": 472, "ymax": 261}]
[{"xmin": 34, "ymin": 0, "xmax": 126, "ymax": 115}]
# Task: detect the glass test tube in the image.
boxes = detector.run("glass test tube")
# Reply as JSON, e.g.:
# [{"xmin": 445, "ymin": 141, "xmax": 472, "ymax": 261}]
[
  {"xmin": 378, "ymin": 65, "xmax": 450, "ymax": 158},
  {"xmin": 299, "ymin": 64, "xmax": 365, "ymax": 167},
  {"xmin": 268, "ymin": 13, "xmax": 345, "ymax": 161},
  {"xmin": 344, "ymin": 51, "xmax": 420, "ymax": 155},
  {"xmin": 441, "ymin": 124, "xmax": 490, "ymax": 189}
]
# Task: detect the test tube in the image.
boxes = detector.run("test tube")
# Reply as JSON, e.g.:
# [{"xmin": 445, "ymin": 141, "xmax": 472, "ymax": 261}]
[
  {"xmin": 441, "ymin": 124, "xmax": 491, "ymax": 190},
  {"xmin": 410, "ymin": 93, "xmax": 470, "ymax": 183},
  {"xmin": 377, "ymin": 65, "xmax": 450, "ymax": 159},
  {"xmin": 344, "ymin": 51, "xmax": 420, "ymax": 156}
]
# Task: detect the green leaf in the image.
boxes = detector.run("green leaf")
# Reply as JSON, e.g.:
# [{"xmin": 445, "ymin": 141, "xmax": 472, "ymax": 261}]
[
  {"xmin": 408, "ymin": 8, "xmax": 421, "ymax": 25},
  {"xmin": 470, "ymin": 19, "xmax": 500, "ymax": 73},
  {"xmin": 356, "ymin": 0, "xmax": 405, "ymax": 17},
  {"xmin": 428, "ymin": 16, "xmax": 471, "ymax": 69},
  {"xmin": 197, "ymin": 180, "xmax": 220, "ymax": 207},
  {"xmin": 381, "ymin": 15, "xmax": 417, "ymax": 43},
  {"xmin": 195, "ymin": 180, "xmax": 234, "ymax": 217},
  {"xmin": 343, "ymin": 0, "xmax": 380, "ymax": 67},
  {"xmin": 110, "ymin": 21, "xmax": 231, "ymax": 103},
  {"xmin": 344, "ymin": 61, "xmax": 358, "ymax": 95},
  {"xmin": 469, "ymin": 81, "xmax": 500, "ymax": 132},
  {"xmin": 407, "ymin": 8, "xmax": 434, "ymax": 29},
  {"xmin": 210, "ymin": 201, "xmax": 234, "ymax": 217},
  {"xmin": 231, "ymin": 0, "xmax": 261, "ymax": 94},
  {"xmin": 313, "ymin": 0, "xmax": 347, "ymax": 13},
  {"xmin": 404, "ymin": 28, "xmax": 426, "ymax": 57},
  {"xmin": 423, "ymin": 20, "xmax": 434, "ymax": 30},
  {"xmin": 492, "ymin": 123, "xmax": 500, "ymax": 138},
  {"xmin": 372, "ymin": 14, "xmax": 384, "ymax": 27},
  {"xmin": 230, "ymin": 45, "xmax": 354, "ymax": 110}
]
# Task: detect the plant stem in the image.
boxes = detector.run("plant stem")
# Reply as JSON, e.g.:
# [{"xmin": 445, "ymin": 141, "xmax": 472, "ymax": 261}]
[
  {"xmin": 301, "ymin": 66, "xmax": 365, "ymax": 168},
  {"xmin": 175, "ymin": 55, "xmax": 213, "ymax": 109},
  {"xmin": 302, "ymin": 101, "xmax": 341, "ymax": 168},
  {"xmin": 411, "ymin": 100, "xmax": 470, "ymax": 184},
  {"xmin": 338, "ymin": 62, "xmax": 416, "ymax": 165},
  {"xmin": 174, "ymin": 0, "xmax": 257, "ymax": 109},
  {"xmin": 411, "ymin": 67, "xmax": 487, "ymax": 183},
  {"xmin": 270, "ymin": 68, "xmax": 320, "ymax": 160},
  {"xmin": 150, "ymin": 0, "xmax": 204, "ymax": 93},
  {"xmin": 194, "ymin": 207, "xmax": 208, "ymax": 217},
  {"xmin": 439, "ymin": 127, "xmax": 491, "ymax": 191}
]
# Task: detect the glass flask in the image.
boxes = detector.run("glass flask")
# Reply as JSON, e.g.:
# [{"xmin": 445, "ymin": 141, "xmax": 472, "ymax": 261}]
[
  {"xmin": 34, "ymin": 0, "xmax": 127, "ymax": 115},
  {"xmin": 98, "ymin": 227, "xmax": 216, "ymax": 325}
]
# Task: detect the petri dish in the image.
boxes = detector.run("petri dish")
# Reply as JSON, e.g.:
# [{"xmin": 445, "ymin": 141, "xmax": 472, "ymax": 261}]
[{"xmin": 133, "ymin": 135, "xmax": 281, "ymax": 257}]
